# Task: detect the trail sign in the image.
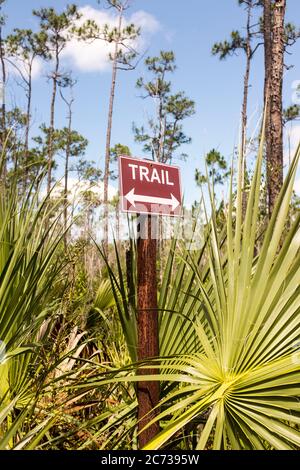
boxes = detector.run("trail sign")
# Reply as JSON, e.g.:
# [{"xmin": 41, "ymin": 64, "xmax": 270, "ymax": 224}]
[
  {"xmin": 119, "ymin": 155, "xmax": 182, "ymax": 217},
  {"xmin": 119, "ymin": 155, "xmax": 183, "ymax": 447}
]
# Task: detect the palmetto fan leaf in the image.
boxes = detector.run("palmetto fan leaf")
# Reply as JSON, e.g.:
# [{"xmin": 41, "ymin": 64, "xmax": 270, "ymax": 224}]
[
  {"xmin": 142, "ymin": 136, "xmax": 300, "ymax": 450},
  {"xmin": 64, "ymin": 130, "xmax": 299, "ymax": 450},
  {"xmin": 0, "ymin": 177, "xmax": 66, "ymax": 412}
]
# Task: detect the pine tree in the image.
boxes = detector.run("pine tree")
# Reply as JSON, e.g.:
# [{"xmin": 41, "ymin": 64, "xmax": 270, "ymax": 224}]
[
  {"xmin": 59, "ymin": 78, "xmax": 87, "ymax": 249},
  {"xmin": 76, "ymin": 0, "xmax": 140, "ymax": 250},
  {"xmin": 134, "ymin": 51, "xmax": 195, "ymax": 163},
  {"xmin": 33, "ymin": 5, "xmax": 81, "ymax": 195},
  {"xmin": 6, "ymin": 29, "xmax": 49, "ymax": 187},
  {"xmin": 212, "ymin": 0, "xmax": 263, "ymax": 214},
  {"xmin": 110, "ymin": 143, "xmax": 131, "ymax": 243}
]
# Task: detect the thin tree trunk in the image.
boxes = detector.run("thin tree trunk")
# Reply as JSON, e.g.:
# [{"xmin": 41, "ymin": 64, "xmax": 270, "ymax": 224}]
[
  {"xmin": 156, "ymin": 72, "xmax": 166, "ymax": 274},
  {"xmin": 24, "ymin": 63, "xmax": 32, "ymax": 190},
  {"xmin": 263, "ymin": 0, "xmax": 272, "ymax": 128},
  {"xmin": 268, "ymin": 0, "xmax": 286, "ymax": 216},
  {"xmin": 47, "ymin": 47, "xmax": 59, "ymax": 195},
  {"xmin": 264, "ymin": 0, "xmax": 273, "ymax": 216},
  {"xmin": 0, "ymin": 22, "xmax": 6, "ymax": 182},
  {"xmin": 158, "ymin": 99, "xmax": 165, "ymax": 162},
  {"xmin": 103, "ymin": 8, "xmax": 123, "ymax": 252},
  {"xmin": 241, "ymin": 1, "xmax": 252, "ymax": 218},
  {"xmin": 156, "ymin": 67, "xmax": 166, "ymax": 163},
  {"xmin": 64, "ymin": 101, "xmax": 72, "ymax": 251}
]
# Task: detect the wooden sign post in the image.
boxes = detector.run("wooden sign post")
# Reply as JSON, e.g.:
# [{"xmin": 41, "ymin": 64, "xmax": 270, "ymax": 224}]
[
  {"xmin": 119, "ymin": 156, "xmax": 182, "ymax": 448},
  {"xmin": 136, "ymin": 214, "xmax": 160, "ymax": 447}
]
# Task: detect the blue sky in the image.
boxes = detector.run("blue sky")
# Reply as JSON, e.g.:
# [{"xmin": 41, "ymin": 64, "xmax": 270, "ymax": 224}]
[{"xmin": 3, "ymin": 0, "xmax": 300, "ymax": 204}]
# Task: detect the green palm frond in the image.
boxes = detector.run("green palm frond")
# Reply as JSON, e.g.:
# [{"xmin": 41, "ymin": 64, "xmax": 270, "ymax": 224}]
[{"xmin": 142, "ymin": 137, "xmax": 300, "ymax": 450}]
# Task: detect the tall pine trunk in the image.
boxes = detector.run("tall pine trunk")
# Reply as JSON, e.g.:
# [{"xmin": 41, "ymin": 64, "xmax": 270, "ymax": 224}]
[
  {"xmin": 103, "ymin": 9, "xmax": 123, "ymax": 251},
  {"xmin": 24, "ymin": 64, "xmax": 32, "ymax": 190},
  {"xmin": 241, "ymin": 2, "xmax": 252, "ymax": 160},
  {"xmin": 268, "ymin": 0, "xmax": 286, "ymax": 215},
  {"xmin": 241, "ymin": 1, "xmax": 252, "ymax": 217},
  {"xmin": 47, "ymin": 47, "xmax": 59, "ymax": 195},
  {"xmin": 264, "ymin": 0, "xmax": 286, "ymax": 216},
  {"xmin": 263, "ymin": 0, "xmax": 272, "ymax": 215},
  {"xmin": 64, "ymin": 101, "xmax": 72, "ymax": 251}
]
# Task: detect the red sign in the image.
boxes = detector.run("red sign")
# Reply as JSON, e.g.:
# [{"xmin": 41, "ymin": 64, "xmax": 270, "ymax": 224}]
[{"xmin": 119, "ymin": 156, "xmax": 182, "ymax": 217}]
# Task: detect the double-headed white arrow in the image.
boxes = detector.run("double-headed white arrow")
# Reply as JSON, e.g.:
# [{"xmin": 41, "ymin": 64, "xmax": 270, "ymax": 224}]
[{"xmin": 125, "ymin": 188, "xmax": 180, "ymax": 211}]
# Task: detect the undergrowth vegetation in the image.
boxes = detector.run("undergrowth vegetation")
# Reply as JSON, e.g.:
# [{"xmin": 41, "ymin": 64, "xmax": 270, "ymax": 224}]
[{"xmin": 0, "ymin": 133, "xmax": 299, "ymax": 450}]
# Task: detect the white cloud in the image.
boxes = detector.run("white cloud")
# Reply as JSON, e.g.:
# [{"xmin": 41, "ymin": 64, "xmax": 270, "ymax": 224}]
[
  {"xmin": 7, "ymin": 55, "xmax": 43, "ymax": 81},
  {"xmin": 62, "ymin": 5, "xmax": 160, "ymax": 72},
  {"xmin": 294, "ymin": 179, "xmax": 300, "ymax": 195},
  {"xmin": 284, "ymin": 124, "xmax": 300, "ymax": 165},
  {"xmin": 8, "ymin": 6, "xmax": 160, "ymax": 78},
  {"xmin": 31, "ymin": 58, "xmax": 43, "ymax": 79},
  {"xmin": 62, "ymin": 6, "xmax": 115, "ymax": 72},
  {"xmin": 130, "ymin": 10, "xmax": 160, "ymax": 34},
  {"xmin": 52, "ymin": 177, "xmax": 117, "ymax": 203}
]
